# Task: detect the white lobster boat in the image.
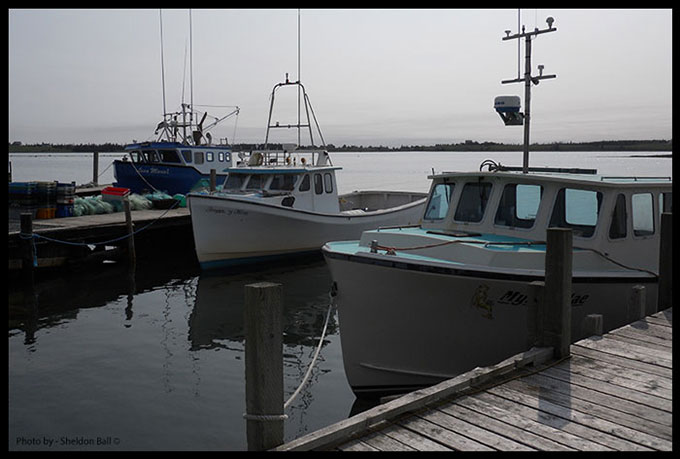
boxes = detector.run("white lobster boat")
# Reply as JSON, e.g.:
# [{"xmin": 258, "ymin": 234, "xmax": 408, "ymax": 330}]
[
  {"xmin": 323, "ymin": 165, "xmax": 672, "ymax": 395},
  {"xmin": 187, "ymin": 78, "xmax": 427, "ymax": 269}
]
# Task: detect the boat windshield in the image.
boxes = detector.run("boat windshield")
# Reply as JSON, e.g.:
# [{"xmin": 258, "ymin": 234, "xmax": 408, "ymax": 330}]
[
  {"xmin": 269, "ymin": 174, "xmax": 299, "ymax": 191},
  {"xmin": 224, "ymin": 173, "xmax": 248, "ymax": 190},
  {"xmin": 158, "ymin": 149, "xmax": 182, "ymax": 164},
  {"xmin": 424, "ymin": 183, "xmax": 454, "ymax": 220},
  {"xmin": 245, "ymin": 174, "xmax": 266, "ymax": 190}
]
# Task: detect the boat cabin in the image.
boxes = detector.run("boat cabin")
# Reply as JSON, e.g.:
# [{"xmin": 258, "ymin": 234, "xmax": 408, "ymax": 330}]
[
  {"xmin": 219, "ymin": 165, "xmax": 342, "ymax": 214},
  {"xmin": 124, "ymin": 142, "xmax": 236, "ymax": 175},
  {"xmin": 422, "ymin": 168, "xmax": 672, "ymax": 272}
]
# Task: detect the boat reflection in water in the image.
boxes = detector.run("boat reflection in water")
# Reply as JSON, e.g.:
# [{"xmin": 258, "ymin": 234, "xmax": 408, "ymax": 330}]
[{"xmin": 9, "ymin": 255, "xmax": 354, "ymax": 450}]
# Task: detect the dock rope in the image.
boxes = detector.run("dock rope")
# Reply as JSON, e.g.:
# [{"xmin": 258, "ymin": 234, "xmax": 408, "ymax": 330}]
[
  {"xmin": 373, "ymin": 239, "xmax": 658, "ymax": 278},
  {"xmin": 19, "ymin": 198, "xmax": 182, "ymax": 248},
  {"xmin": 283, "ymin": 292, "xmax": 336, "ymax": 410},
  {"xmin": 243, "ymin": 291, "xmax": 336, "ymax": 422}
]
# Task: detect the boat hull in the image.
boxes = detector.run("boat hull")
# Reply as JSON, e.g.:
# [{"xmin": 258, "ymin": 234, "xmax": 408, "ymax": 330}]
[
  {"xmin": 188, "ymin": 193, "xmax": 426, "ymax": 269},
  {"xmin": 323, "ymin": 247, "xmax": 658, "ymax": 396},
  {"xmin": 113, "ymin": 161, "xmax": 228, "ymax": 195}
]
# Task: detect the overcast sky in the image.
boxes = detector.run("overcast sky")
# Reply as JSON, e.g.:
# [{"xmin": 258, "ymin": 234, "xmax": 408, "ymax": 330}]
[{"xmin": 8, "ymin": 8, "xmax": 673, "ymax": 147}]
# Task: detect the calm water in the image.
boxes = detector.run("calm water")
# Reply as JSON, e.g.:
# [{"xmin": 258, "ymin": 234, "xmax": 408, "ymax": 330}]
[{"xmin": 8, "ymin": 150, "xmax": 672, "ymax": 450}]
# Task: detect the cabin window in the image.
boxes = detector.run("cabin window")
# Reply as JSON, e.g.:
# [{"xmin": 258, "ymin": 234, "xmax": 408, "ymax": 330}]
[
  {"xmin": 495, "ymin": 184, "xmax": 542, "ymax": 228},
  {"xmin": 246, "ymin": 174, "xmax": 265, "ymax": 190},
  {"xmin": 314, "ymin": 173, "xmax": 323, "ymax": 195},
  {"xmin": 195, "ymin": 152, "xmax": 204, "ymax": 164},
  {"xmin": 218, "ymin": 152, "xmax": 225, "ymax": 162},
  {"xmin": 206, "ymin": 152, "xmax": 214, "ymax": 162},
  {"xmin": 632, "ymin": 193, "xmax": 654, "ymax": 236},
  {"xmin": 224, "ymin": 173, "xmax": 247, "ymax": 190},
  {"xmin": 270, "ymin": 174, "xmax": 298, "ymax": 191},
  {"xmin": 549, "ymin": 188, "xmax": 602, "ymax": 237},
  {"xmin": 424, "ymin": 183, "xmax": 454, "ymax": 220},
  {"xmin": 181, "ymin": 150, "xmax": 192, "ymax": 163},
  {"xmin": 299, "ymin": 174, "xmax": 310, "ymax": 192},
  {"xmin": 454, "ymin": 182, "xmax": 492, "ymax": 223},
  {"xmin": 146, "ymin": 150, "xmax": 160, "ymax": 163},
  {"xmin": 130, "ymin": 150, "xmax": 144, "ymax": 163},
  {"xmin": 608, "ymin": 194, "xmax": 627, "ymax": 239},
  {"xmin": 158, "ymin": 149, "xmax": 181, "ymax": 163},
  {"xmin": 659, "ymin": 192, "xmax": 672, "ymax": 214},
  {"xmin": 324, "ymin": 173, "xmax": 333, "ymax": 193}
]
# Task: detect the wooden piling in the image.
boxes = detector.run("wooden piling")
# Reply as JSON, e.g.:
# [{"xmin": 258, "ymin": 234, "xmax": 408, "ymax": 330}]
[
  {"xmin": 92, "ymin": 152, "xmax": 99, "ymax": 186},
  {"xmin": 244, "ymin": 282, "xmax": 285, "ymax": 451},
  {"xmin": 582, "ymin": 313, "xmax": 603, "ymax": 337},
  {"xmin": 124, "ymin": 198, "xmax": 136, "ymax": 269},
  {"xmin": 542, "ymin": 228, "xmax": 572, "ymax": 358},
  {"xmin": 657, "ymin": 212, "xmax": 672, "ymax": 311},
  {"xmin": 628, "ymin": 285, "xmax": 646, "ymax": 321},
  {"xmin": 20, "ymin": 212, "xmax": 36, "ymax": 284},
  {"xmin": 210, "ymin": 169, "xmax": 217, "ymax": 192}
]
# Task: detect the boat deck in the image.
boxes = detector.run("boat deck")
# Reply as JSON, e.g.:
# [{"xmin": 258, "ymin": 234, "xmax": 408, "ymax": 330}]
[{"xmin": 276, "ymin": 308, "xmax": 672, "ymax": 451}]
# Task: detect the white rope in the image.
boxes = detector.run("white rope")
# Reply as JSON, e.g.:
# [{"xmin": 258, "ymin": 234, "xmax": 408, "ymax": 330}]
[
  {"xmin": 241, "ymin": 293, "xmax": 335, "ymax": 422},
  {"xmin": 283, "ymin": 294, "xmax": 335, "ymax": 410}
]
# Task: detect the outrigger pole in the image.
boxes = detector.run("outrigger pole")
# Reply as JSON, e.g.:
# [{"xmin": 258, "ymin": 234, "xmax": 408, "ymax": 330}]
[{"xmin": 501, "ymin": 15, "xmax": 557, "ymax": 173}]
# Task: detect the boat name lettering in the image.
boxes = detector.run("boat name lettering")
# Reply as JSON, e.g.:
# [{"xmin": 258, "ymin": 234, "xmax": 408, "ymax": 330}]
[
  {"xmin": 139, "ymin": 166, "xmax": 170, "ymax": 176},
  {"xmin": 497, "ymin": 290, "xmax": 528, "ymax": 306},
  {"xmin": 206, "ymin": 206, "xmax": 248, "ymax": 216},
  {"xmin": 571, "ymin": 293, "xmax": 589, "ymax": 306},
  {"xmin": 495, "ymin": 290, "xmax": 590, "ymax": 307}
]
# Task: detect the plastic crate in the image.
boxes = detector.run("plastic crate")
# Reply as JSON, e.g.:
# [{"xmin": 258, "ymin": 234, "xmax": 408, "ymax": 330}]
[{"xmin": 102, "ymin": 186, "xmax": 130, "ymax": 205}]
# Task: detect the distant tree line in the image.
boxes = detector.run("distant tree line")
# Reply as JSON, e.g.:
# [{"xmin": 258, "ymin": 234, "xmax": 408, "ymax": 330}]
[{"xmin": 8, "ymin": 139, "xmax": 672, "ymax": 153}]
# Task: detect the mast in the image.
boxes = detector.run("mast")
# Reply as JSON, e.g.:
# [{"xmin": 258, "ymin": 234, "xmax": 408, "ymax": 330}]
[
  {"xmin": 159, "ymin": 10, "xmax": 167, "ymax": 120},
  {"xmin": 189, "ymin": 9, "xmax": 194, "ymax": 134},
  {"xmin": 297, "ymin": 9, "xmax": 301, "ymax": 148},
  {"xmin": 501, "ymin": 16, "xmax": 557, "ymax": 173}
]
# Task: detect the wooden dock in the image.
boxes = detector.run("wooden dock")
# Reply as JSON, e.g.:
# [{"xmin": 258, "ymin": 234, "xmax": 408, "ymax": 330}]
[
  {"xmin": 276, "ymin": 308, "xmax": 672, "ymax": 451},
  {"xmin": 8, "ymin": 207, "xmax": 193, "ymax": 270}
]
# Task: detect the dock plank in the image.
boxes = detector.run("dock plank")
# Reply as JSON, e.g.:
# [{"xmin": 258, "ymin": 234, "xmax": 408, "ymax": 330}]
[
  {"xmin": 396, "ymin": 415, "xmax": 494, "ymax": 451},
  {"xmin": 605, "ymin": 332, "xmax": 672, "ymax": 352},
  {"xmin": 575, "ymin": 336, "xmax": 672, "ymax": 368},
  {"xmin": 571, "ymin": 344, "xmax": 672, "ymax": 379},
  {"xmin": 482, "ymin": 387, "xmax": 655, "ymax": 451},
  {"xmin": 379, "ymin": 421, "xmax": 453, "ymax": 451},
  {"xmin": 417, "ymin": 406, "xmax": 535, "ymax": 451},
  {"xmin": 555, "ymin": 353, "xmax": 672, "ymax": 392},
  {"xmin": 276, "ymin": 308, "xmax": 672, "ymax": 451},
  {"xmin": 442, "ymin": 398, "xmax": 582, "ymax": 450},
  {"xmin": 546, "ymin": 360, "xmax": 672, "ymax": 401},
  {"xmin": 515, "ymin": 371, "xmax": 672, "ymax": 428},
  {"xmin": 359, "ymin": 429, "xmax": 418, "ymax": 451},
  {"xmin": 503, "ymin": 376, "xmax": 672, "ymax": 441},
  {"xmin": 608, "ymin": 326, "xmax": 672, "ymax": 348}
]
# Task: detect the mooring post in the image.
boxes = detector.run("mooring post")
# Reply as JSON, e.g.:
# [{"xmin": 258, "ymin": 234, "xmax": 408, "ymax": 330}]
[
  {"xmin": 210, "ymin": 169, "xmax": 217, "ymax": 192},
  {"xmin": 657, "ymin": 212, "xmax": 672, "ymax": 311},
  {"xmin": 582, "ymin": 314, "xmax": 603, "ymax": 337},
  {"xmin": 526, "ymin": 280, "xmax": 545, "ymax": 347},
  {"xmin": 629, "ymin": 285, "xmax": 647, "ymax": 321},
  {"xmin": 543, "ymin": 228, "xmax": 572, "ymax": 358},
  {"xmin": 92, "ymin": 152, "xmax": 99, "ymax": 186},
  {"xmin": 244, "ymin": 282, "xmax": 285, "ymax": 451},
  {"xmin": 124, "ymin": 198, "xmax": 136, "ymax": 269},
  {"xmin": 20, "ymin": 212, "xmax": 36, "ymax": 285}
]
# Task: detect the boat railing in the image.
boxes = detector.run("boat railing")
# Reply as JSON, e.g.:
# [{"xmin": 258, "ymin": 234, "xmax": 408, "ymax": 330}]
[
  {"xmin": 599, "ymin": 176, "xmax": 672, "ymax": 182},
  {"xmin": 248, "ymin": 148, "xmax": 331, "ymax": 167}
]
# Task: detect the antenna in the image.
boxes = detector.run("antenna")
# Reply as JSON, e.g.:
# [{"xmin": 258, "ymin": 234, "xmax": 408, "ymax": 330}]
[
  {"xmin": 159, "ymin": 10, "xmax": 167, "ymax": 117},
  {"xmin": 500, "ymin": 16, "xmax": 557, "ymax": 173},
  {"xmin": 189, "ymin": 9, "xmax": 194, "ymax": 130}
]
